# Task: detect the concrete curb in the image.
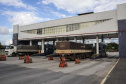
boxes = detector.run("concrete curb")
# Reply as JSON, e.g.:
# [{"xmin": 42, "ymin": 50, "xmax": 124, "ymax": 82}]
[{"xmin": 100, "ymin": 58, "xmax": 120, "ymax": 84}]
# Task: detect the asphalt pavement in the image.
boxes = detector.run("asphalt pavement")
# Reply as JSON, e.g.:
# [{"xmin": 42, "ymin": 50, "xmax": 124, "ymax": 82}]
[
  {"xmin": 0, "ymin": 52, "xmax": 119, "ymax": 84},
  {"xmin": 105, "ymin": 58, "xmax": 126, "ymax": 84}
]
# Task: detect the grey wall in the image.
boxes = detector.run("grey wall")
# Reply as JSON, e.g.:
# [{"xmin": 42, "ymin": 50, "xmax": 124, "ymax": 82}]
[
  {"xmin": 117, "ymin": 3, "xmax": 126, "ymax": 20},
  {"xmin": 118, "ymin": 19, "xmax": 126, "ymax": 58}
]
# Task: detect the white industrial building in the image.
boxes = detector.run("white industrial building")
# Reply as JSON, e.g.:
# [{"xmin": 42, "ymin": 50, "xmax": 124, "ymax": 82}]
[{"xmin": 13, "ymin": 3, "xmax": 126, "ymax": 57}]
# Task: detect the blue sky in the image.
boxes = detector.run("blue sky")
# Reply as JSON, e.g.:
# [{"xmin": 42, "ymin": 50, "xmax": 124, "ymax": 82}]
[{"xmin": 0, "ymin": 0, "xmax": 126, "ymax": 45}]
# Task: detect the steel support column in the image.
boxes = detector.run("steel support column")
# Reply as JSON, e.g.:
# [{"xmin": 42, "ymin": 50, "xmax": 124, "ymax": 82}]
[
  {"xmin": 96, "ymin": 35, "xmax": 99, "ymax": 54},
  {"xmin": 30, "ymin": 40, "xmax": 32, "ymax": 46},
  {"xmin": 53, "ymin": 40, "xmax": 55, "ymax": 50},
  {"xmin": 101, "ymin": 35, "xmax": 104, "ymax": 43},
  {"xmin": 74, "ymin": 37, "xmax": 77, "ymax": 42},
  {"xmin": 82, "ymin": 37, "xmax": 85, "ymax": 44},
  {"xmin": 56, "ymin": 38, "xmax": 59, "ymax": 42},
  {"xmin": 41, "ymin": 39, "xmax": 44, "ymax": 53}
]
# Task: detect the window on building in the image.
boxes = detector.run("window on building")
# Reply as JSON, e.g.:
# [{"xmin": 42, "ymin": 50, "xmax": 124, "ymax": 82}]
[
  {"xmin": 37, "ymin": 29, "xmax": 42, "ymax": 34},
  {"xmin": 66, "ymin": 23, "xmax": 79, "ymax": 32},
  {"xmin": 79, "ymin": 19, "xmax": 110, "ymax": 29},
  {"xmin": 32, "ymin": 30, "xmax": 37, "ymax": 34},
  {"xmin": 42, "ymin": 28, "xmax": 45, "ymax": 34},
  {"xmin": 21, "ymin": 19, "xmax": 110, "ymax": 35}
]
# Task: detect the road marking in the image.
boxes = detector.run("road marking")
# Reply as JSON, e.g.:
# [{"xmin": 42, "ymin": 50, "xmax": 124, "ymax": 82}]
[{"xmin": 100, "ymin": 58, "xmax": 120, "ymax": 84}]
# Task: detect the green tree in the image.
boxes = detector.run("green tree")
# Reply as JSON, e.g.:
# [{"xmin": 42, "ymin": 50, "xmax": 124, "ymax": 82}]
[
  {"xmin": 106, "ymin": 43, "xmax": 118, "ymax": 52},
  {"xmin": 0, "ymin": 42, "xmax": 2, "ymax": 48}
]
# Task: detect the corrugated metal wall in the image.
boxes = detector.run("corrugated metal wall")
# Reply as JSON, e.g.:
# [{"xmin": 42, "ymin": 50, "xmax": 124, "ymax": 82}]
[
  {"xmin": 118, "ymin": 19, "xmax": 126, "ymax": 58},
  {"xmin": 13, "ymin": 33, "xmax": 18, "ymax": 46}
]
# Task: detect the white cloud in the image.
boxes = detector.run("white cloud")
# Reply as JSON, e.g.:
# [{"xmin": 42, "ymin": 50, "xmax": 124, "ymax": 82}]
[
  {"xmin": 51, "ymin": 11, "xmax": 71, "ymax": 18},
  {"xmin": 0, "ymin": 0, "xmax": 36, "ymax": 11},
  {"xmin": 5, "ymin": 39, "xmax": 12, "ymax": 45},
  {"xmin": 94, "ymin": 0, "xmax": 117, "ymax": 12},
  {"xmin": 0, "ymin": 26, "xmax": 12, "ymax": 45},
  {"xmin": 41, "ymin": 0, "xmax": 126, "ymax": 13},
  {"xmin": 27, "ymin": 5, "xmax": 36, "ymax": 11},
  {"xmin": 0, "ymin": 0, "xmax": 26, "ymax": 7},
  {"xmin": 0, "ymin": 37, "xmax": 13, "ymax": 45},
  {"xmin": 42, "ymin": 0, "xmax": 97, "ymax": 13},
  {"xmin": 3, "ymin": 11, "xmax": 51, "ymax": 26},
  {"xmin": 0, "ymin": 26, "xmax": 13, "ymax": 35},
  {"xmin": 117, "ymin": 0, "xmax": 126, "ymax": 4}
]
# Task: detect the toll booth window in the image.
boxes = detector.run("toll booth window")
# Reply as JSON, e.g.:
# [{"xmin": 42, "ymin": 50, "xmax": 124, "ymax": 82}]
[{"xmin": 37, "ymin": 29, "xmax": 42, "ymax": 34}]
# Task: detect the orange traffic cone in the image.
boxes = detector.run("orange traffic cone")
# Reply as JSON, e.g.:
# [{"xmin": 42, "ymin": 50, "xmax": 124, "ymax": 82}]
[
  {"xmin": 0, "ymin": 55, "xmax": 6, "ymax": 61},
  {"xmin": 75, "ymin": 59, "xmax": 80, "ymax": 64},
  {"xmin": 24, "ymin": 55, "xmax": 32, "ymax": 63},
  {"xmin": 59, "ymin": 55, "xmax": 68, "ymax": 67}
]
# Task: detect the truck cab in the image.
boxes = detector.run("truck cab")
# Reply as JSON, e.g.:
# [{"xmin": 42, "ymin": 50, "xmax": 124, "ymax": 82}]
[{"xmin": 5, "ymin": 45, "xmax": 16, "ymax": 56}]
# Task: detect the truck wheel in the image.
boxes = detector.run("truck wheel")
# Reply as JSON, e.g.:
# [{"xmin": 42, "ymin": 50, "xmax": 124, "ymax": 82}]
[
  {"xmin": 84, "ymin": 55, "xmax": 85, "ymax": 59},
  {"xmin": 70, "ymin": 57, "xmax": 75, "ymax": 61},
  {"xmin": 82, "ymin": 53, "xmax": 85, "ymax": 59},
  {"xmin": 12, "ymin": 53, "xmax": 16, "ymax": 57}
]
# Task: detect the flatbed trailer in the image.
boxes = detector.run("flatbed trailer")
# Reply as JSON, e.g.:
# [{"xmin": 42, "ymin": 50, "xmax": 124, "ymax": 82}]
[
  {"xmin": 56, "ymin": 41, "xmax": 93, "ymax": 60},
  {"xmin": 5, "ymin": 45, "xmax": 41, "ymax": 56}
]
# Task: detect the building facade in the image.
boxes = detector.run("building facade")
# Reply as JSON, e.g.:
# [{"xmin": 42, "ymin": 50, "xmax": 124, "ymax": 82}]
[{"xmin": 13, "ymin": 3, "xmax": 126, "ymax": 57}]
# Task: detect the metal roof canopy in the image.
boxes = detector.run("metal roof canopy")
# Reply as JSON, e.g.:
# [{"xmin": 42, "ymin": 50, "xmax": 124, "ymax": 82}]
[{"xmin": 20, "ymin": 33, "xmax": 118, "ymax": 42}]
